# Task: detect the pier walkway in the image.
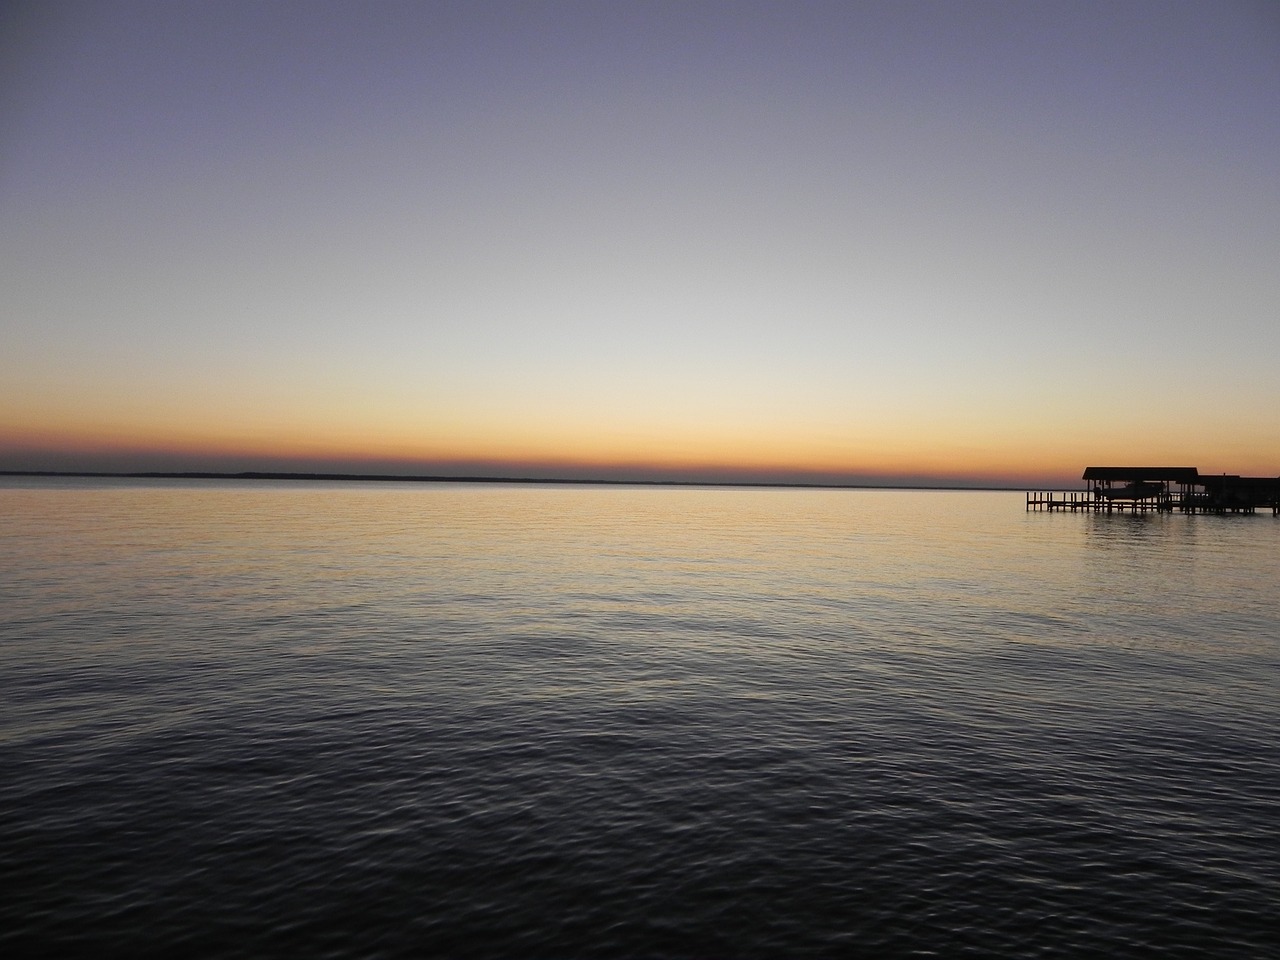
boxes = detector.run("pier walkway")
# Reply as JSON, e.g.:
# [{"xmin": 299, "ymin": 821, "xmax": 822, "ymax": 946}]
[{"xmin": 1027, "ymin": 467, "xmax": 1280, "ymax": 515}]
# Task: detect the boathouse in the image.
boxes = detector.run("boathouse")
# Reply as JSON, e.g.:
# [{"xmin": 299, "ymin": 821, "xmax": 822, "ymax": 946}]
[
  {"xmin": 1193, "ymin": 474, "xmax": 1280, "ymax": 513},
  {"xmin": 1084, "ymin": 466, "xmax": 1198, "ymax": 507},
  {"xmin": 1026, "ymin": 467, "xmax": 1280, "ymax": 514}
]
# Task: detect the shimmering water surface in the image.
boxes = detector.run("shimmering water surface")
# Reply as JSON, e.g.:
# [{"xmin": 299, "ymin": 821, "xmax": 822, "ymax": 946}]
[{"xmin": 2, "ymin": 478, "xmax": 1277, "ymax": 958}]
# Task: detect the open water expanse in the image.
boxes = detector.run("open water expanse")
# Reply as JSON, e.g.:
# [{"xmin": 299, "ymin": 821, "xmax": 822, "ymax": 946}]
[{"xmin": 1, "ymin": 478, "xmax": 1277, "ymax": 958}]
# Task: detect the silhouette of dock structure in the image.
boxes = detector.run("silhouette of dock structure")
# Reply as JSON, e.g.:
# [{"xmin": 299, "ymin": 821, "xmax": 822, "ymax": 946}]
[{"xmin": 1027, "ymin": 467, "xmax": 1280, "ymax": 515}]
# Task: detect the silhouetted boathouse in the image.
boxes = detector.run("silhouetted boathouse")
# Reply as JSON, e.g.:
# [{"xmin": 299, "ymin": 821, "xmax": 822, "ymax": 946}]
[{"xmin": 1026, "ymin": 467, "xmax": 1280, "ymax": 514}]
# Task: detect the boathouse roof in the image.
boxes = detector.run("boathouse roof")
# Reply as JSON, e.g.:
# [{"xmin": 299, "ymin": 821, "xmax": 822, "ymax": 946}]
[
  {"xmin": 1197, "ymin": 474, "xmax": 1280, "ymax": 490},
  {"xmin": 1082, "ymin": 467, "xmax": 1200, "ymax": 482}
]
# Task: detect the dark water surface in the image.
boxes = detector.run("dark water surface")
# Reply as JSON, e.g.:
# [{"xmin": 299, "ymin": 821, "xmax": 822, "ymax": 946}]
[{"xmin": 2, "ymin": 479, "xmax": 1277, "ymax": 957}]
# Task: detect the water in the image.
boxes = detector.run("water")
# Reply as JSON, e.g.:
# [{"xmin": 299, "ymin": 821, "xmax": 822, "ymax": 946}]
[{"xmin": 2, "ymin": 478, "xmax": 1277, "ymax": 958}]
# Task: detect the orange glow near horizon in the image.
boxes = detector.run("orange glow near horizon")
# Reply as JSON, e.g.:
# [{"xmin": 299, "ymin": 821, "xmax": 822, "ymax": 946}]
[
  {"xmin": 6, "ymin": 406, "xmax": 1277, "ymax": 488},
  {"xmin": 4, "ymin": 345, "xmax": 1278, "ymax": 486}
]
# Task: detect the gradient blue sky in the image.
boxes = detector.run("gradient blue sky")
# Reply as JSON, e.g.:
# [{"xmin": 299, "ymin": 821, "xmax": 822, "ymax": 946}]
[{"xmin": 3, "ymin": 1, "xmax": 1278, "ymax": 486}]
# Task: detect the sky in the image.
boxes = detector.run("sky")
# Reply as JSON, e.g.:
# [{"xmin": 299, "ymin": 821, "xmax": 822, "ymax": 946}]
[{"xmin": 2, "ymin": 0, "xmax": 1278, "ymax": 487}]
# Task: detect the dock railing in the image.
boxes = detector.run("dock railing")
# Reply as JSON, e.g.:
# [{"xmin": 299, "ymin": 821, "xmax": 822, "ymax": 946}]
[
  {"xmin": 1025, "ymin": 491, "xmax": 1093, "ymax": 512},
  {"xmin": 1027, "ymin": 486, "xmax": 1280, "ymax": 514}
]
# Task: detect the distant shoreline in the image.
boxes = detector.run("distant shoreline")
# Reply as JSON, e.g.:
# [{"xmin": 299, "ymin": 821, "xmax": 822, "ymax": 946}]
[{"xmin": 0, "ymin": 469, "xmax": 1029, "ymax": 492}]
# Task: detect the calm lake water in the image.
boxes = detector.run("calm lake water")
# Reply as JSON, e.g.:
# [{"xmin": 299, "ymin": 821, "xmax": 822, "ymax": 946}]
[{"xmin": 2, "ymin": 478, "xmax": 1277, "ymax": 958}]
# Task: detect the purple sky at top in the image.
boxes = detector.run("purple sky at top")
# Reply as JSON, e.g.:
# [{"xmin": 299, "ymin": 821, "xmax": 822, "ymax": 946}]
[{"xmin": 7, "ymin": 2, "xmax": 1276, "ymax": 189}]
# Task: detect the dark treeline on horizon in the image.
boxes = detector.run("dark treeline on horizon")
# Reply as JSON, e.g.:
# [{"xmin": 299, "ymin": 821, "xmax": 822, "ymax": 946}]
[{"xmin": 0, "ymin": 469, "xmax": 1026, "ymax": 492}]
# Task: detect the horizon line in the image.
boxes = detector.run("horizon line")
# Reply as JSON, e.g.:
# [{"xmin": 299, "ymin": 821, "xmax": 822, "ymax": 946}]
[{"xmin": 0, "ymin": 469, "xmax": 1037, "ymax": 492}]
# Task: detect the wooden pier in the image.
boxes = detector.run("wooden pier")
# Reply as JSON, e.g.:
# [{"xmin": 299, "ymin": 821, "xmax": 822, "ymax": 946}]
[{"xmin": 1027, "ymin": 467, "xmax": 1280, "ymax": 515}]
